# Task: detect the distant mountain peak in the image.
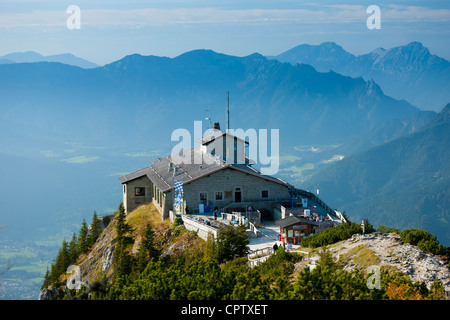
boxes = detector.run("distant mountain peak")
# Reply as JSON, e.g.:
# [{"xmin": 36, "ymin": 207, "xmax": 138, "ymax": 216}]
[
  {"xmin": 320, "ymin": 41, "xmax": 338, "ymax": 45},
  {"xmin": 273, "ymin": 41, "xmax": 450, "ymax": 111},
  {"xmin": 245, "ymin": 52, "xmax": 265, "ymax": 58},
  {"xmin": 1, "ymin": 51, "xmax": 44, "ymax": 62},
  {"xmin": 274, "ymin": 42, "xmax": 356, "ymax": 74},
  {"xmin": 406, "ymin": 41, "xmax": 425, "ymax": 48},
  {"xmin": 371, "ymin": 47, "xmax": 387, "ymax": 55},
  {"xmin": 288, "ymin": 42, "xmax": 351, "ymax": 56},
  {"xmin": 394, "ymin": 41, "xmax": 429, "ymax": 55},
  {"xmin": 172, "ymin": 49, "xmax": 240, "ymax": 65},
  {"xmin": 121, "ymin": 53, "xmax": 145, "ymax": 61},
  {"xmin": 0, "ymin": 51, "xmax": 98, "ymax": 69},
  {"xmin": 177, "ymin": 49, "xmax": 223, "ymax": 58},
  {"xmin": 318, "ymin": 41, "xmax": 343, "ymax": 49}
]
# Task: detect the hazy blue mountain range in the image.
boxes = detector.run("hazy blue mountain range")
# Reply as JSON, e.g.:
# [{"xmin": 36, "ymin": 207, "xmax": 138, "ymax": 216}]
[
  {"xmin": 0, "ymin": 49, "xmax": 440, "ymax": 240},
  {"xmin": 303, "ymin": 104, "xmax": 450, "ymax": 245},
  {"xmin": 0, "ymin": 51, "xmax": 99, "ymax": 69},
  {"xmin": 0, "ymin": 47, "xmax": 447, "ymax": 299},
  {"xmin": 0, "ymin": 59, "xmax": 15, "ymax": 65},
  {"xmin": 291, "ymin": 109, "xmax": 437, "ymax": 185},
  {"xmin": 273, "ymin": 42, "xmax": 450, "ymax": 112},
  {"xmin": 0, "ymin": 49, "xmax": 422, "ymax": 152}
]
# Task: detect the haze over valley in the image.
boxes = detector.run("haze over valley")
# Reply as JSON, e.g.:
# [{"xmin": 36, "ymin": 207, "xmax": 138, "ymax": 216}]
[{"xmin": 0, "ymin": 41, "xmax": 448, "ymax": 299}]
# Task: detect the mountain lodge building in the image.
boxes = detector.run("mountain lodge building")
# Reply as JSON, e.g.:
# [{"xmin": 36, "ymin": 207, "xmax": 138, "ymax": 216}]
[{"xmin": 119, "ymin": 123, "xmax": 344, "ymax": 235}]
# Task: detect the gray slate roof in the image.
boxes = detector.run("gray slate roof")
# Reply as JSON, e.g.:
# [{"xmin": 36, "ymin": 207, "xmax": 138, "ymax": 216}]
[
  {"xmin": 119, "ymin": 146, "xmax": 292, "ymax": 193},
  {"xmin": 118, "ymin": 165, "xmax": 152, "ymax": 184}
]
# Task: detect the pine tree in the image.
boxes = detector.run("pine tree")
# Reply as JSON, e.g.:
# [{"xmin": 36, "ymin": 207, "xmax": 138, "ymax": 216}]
[
  {"xmin": 48, "ymin": 239, "xmax": 71, "ymax": 286},
  {"xmin": 59, "ymin": 239, "xmax": 71, "ymax": 273},
  {"xmin": 135, "ymin": 223, "xmax": 160, "ymax": 272},
  {"xmin": 68, "ymin": 232, "xmax": 78, "ymax": 263},
  {"xmin": 77, "ymin": 218, "xmax": 89, "ymax": 255},
  {"xmin": 116, "ymin": 203, "xmax": 133, "ymax": 240},
  {"xmin": 41, "ymin": 267, "xmax": 50, "ymax": 290},
  {"xmin": 114, "ymin": 203, "xmax": 134, "ymax": 276},
  {"xmin": 216, "ymin": 223, "xmax": 250, "ymax": 263},
  {"xmin": 87, "ymin": 210, "xmax": 101, "ymax": 248},
  {"xmin": 204, "ymin": 232, "xmax": 218, "ymax": 261}
]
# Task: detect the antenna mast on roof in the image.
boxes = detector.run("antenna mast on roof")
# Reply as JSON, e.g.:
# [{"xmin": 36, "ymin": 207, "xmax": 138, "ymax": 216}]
[
  {"xmin": 226, "ymin": 91, "xmax": 230, "ymax": 133},
  {"xmin": 206, "ymin": 105, "xmax": 212, "ymax": 129}
]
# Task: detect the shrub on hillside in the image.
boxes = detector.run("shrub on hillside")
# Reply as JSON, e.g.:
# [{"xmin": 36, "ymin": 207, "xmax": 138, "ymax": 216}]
[
  {"xmin": 376, "ymin": 225, "xmax": 401, "ymax": 234},
  {"xmin": 300, "ymin": 222, "xmax": 374, "ymax": 248},
  {"xmin": 400, "ymin": 229, "xmax": 446, "ymax": 256}
]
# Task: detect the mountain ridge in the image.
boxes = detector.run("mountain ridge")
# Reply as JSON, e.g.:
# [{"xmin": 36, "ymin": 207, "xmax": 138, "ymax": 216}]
[
  {"xmin": 302, "ymin": 104, "xmax": 450, "ymax": 245},
  {"xmin": 273, "ymin": 42, "xmax": 450, "ymax": 111},
  {"xmin": 0, "ymin": 49, "xmax": 430, "ymax": 235},
  {"xmin": 0, "ymin": 51, "xmax": 99, "ymax": 69},
  {"xmin": 0, "ymin": 46, "xmax": 447, "ymax": 300},
  {"xmin": 0, "ymin": 48, "xmax": 422, "ymax": 150},
  {"xmin": 0, "ymin": 48, "xmax": 439, "ymax": 241}
]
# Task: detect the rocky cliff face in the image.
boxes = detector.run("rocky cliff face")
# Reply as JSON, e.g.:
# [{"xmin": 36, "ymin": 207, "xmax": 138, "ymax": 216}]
[
  {"xmin": 38, "ymin": 215, "xmax": 117, "ymax": 300},
  {"xmin": 38, "ymin": 203, "xmax": 205, "ymax": 300},
  {"xmin": 78, "ymin": 217, "xmax": 117, "ymax": 285}
]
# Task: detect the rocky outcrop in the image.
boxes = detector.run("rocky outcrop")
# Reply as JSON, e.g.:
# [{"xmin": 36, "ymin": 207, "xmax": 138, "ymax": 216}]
[
  {"xmin": 391, "ymin": 244, "xmax": 449, "ymax": 287},
  {"xmin": 328, "ymin": 233, "xmax": 450, "ymax": 290},
  {"xmin": 38, "ymin": 207, "xmax": 202, "ymax": 299},
  {"xmin": 38, "ymin": 287, "xmax": 62, "ymax": 300},
  {"xmin": 38, "ymin": 215, "xmax": 117, "ymax": 300},
  {"xmin": 77, "ymin": 217, "xmax": 117, "ymax": 285}
]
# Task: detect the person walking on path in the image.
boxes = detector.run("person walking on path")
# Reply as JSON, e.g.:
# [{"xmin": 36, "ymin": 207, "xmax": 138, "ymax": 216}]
[{"xmin": 273, "ymin": 242, "xmax": 278, "ymax": 253}]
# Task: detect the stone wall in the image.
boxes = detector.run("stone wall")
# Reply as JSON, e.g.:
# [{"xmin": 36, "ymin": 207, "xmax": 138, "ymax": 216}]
[
  {"xmin": 181, "ymin": 215, "xmax": 218, "ymax": 241},
  {"xmin": 181, "ymin": 167, "xmax": 290, "ymax": 214}
]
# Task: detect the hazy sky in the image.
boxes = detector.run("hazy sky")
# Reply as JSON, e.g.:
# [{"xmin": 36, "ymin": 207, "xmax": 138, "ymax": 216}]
[{"xmin": 0, "ymin": 0, "xmax": 449, "ymax": 65}]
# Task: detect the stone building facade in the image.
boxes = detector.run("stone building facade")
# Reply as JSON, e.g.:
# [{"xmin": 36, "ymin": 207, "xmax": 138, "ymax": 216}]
[
  {"xmin": 122, "ymin": 175, "xmax": 152, "ymax": 215},
  {"xmin": 119, "ymin": 126, "xmax": 293, "ymax": 219}
]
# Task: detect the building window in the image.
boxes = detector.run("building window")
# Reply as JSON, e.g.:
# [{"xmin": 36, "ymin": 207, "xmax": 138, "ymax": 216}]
[
  {"xmin": 135, "ymin": 187, "xmax": 145, "ymax": 196},
  {"xmin": 199, "ymin": 192, "xmax": 207, "ymax": 201},
  {"xmin": 261, "ymin": 190, "xmax": 269, "ymax": 199},
  {"xmin": 215, "ymin": 191, "xmax": 223, "ymax": 200}
]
